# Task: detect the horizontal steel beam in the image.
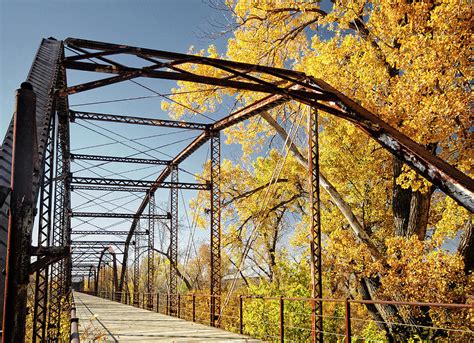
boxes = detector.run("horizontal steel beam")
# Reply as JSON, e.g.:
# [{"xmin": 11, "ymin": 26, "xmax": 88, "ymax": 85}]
[
  {"xmin": 70, "ymin": 154, "xmax": 170, "ymax": 165},
  {"xmin": 71, "ymin": 177, "xmax": 210, "ymax": 190},
  {"xmin": 72, "ymin": 185, "xmax": 148, "ymax": 193},
  {"xmin": 70, "ymin": 110, "xmax": 210, "ymax": 130},
  {"xmin": 71, "ymin": 212, "xmax": 170, "ymax": 219},
  {"xmin": 72, "ymin": 230, "xmax": 147, "ymax": 236},
  {"xmin": 72, "ymin": 241, "xmax": 127, "ymax": 246}
]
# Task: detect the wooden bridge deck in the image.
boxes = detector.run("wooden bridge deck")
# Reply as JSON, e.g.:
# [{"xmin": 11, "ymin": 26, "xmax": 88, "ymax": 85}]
[{"xmin": 73, "ymin": 292, "xmax": 261, "ymax": 342}]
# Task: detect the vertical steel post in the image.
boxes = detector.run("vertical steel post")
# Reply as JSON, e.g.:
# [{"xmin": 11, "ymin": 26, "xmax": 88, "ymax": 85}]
[
  {"xmin": 133, "ymin": 220, "xmax": 141, "ymax": 306},
  {"xmin": 279, "ymin": 297, "xmax": 285, "ymax": 343},
  {"xmin": 345, "ymin": 298, "xmax": 351, "ymax": 343},
  {"xmin": 48, "ymin": 66, "xmax": 71, "ymax": 341},
  {"xmin": 32, "ymin": 111, "xmax": 56, "ymax": 342},
  {"xmin": 157, "ymin": 293, "xmax": 160, "ymax": 312},
  {"xmin": 2, "ymin": 83, "xmax": 37, "ymax": 343},
  {"xmin": 309, "ymin": 108, "xmax": 323, "ymax": 342},
  {"xmin": 192, "ymin": 294, "xmax": 196, "ymax": 322},
  {"xmin": 147, "ymin": 193, "xmax": 155, "ymax": 310},
  {"xmin": 239, "ymin": 295, "xmax": 243, "ymax": 334},
  {"xmin": 178, "ymin": 294, "xmax": 181, "ymax": 318},
  {"xmin": 209, "ymin": 131, "xmax": 221, "ymax": 327},
  {"xmin": 169, "ymin": 165, "xmax": 179, "ymax": 316}
]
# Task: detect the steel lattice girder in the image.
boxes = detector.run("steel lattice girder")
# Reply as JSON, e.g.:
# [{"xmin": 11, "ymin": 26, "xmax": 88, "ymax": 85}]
[
  {"xmin": 169, "ymin": 166, "xmax": 179, "ymax": 315},
  {"xmin": 72, "ymin": 241, "xmax": 127, "ymax": 246},
  {"xmin": 72, "ymin": 230, "xmax": 147, "ymax": 236},
  {"xmin": 147, "ymin": 193, "xmax": 155, "ymax": 309},
  {"xmin": 71, "ymin": 212, "xmax": 170, "ymax": 219},
  {"xmin": 70, "ymin": 110, "xmax": 210, "ymax": 130},
  {"xmin": 32, "ymin": 107, "xmax": 56, "ymax": 343},
  {"xmin": 309, "ymin": 109, "xmax": 323, "ymax": 342},
  {"xmin": 47, "ymin": 59, "xmax": 72, "ymax": 341},
  {"xmin": 71, "ymin": 177, "xmax": 210, "ymax": 190},
  {"xmin": 133, "ymin": 220, "xmax": 141, "ymax": 305},
  {"xmin": 71, "ymin": 185, "xmax": 149, "ymax": 192},
  {"xmin": 209, "ymin": 132, "xmax": 221, "ymax": 327},
  {"xmin": 70, "ymin": 154, "xmax": 170, "ymax": 165}
]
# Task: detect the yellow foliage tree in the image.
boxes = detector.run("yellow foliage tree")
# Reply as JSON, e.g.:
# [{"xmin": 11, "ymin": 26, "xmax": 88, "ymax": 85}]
[{"xmin": 161, "ymin": 1, "xmax": 472, "ymax": 340}]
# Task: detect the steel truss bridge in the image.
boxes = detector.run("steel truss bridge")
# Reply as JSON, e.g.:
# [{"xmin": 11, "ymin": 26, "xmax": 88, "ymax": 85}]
[{"xmin": 0, "ymin": 37, "xmax": 472, "ymax": 342}]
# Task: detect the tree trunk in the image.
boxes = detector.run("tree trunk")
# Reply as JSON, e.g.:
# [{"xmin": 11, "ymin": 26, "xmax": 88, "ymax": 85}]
[
  {"xmin": 357, "ymin": 278, "xmax": 394, "ymax": 342},
  {"xmin": 393, "ymin": 154, "xmax": 434, "ymax": 240},
  {"xmin": 261, "ymin": 111, "xmax": 382, "ymax": 259},
  {"xmin": 458, "ymin": 219, "xmax": 474, "ymax": 275}
]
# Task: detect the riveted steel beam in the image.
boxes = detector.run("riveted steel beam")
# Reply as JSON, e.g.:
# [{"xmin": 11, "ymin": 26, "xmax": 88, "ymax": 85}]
[
  {"xmin": 70, "ymin": 154, "xmax": 170, "ymax": 165},
  {"xmin": 72, "ymin": 230, "xmax": 147, "ymax": 236},
  {"xmin": 71, "ymin": 177, "xmax": 210, "ymax": 190},
  {"xmin": 70, "ymin": 110, "xmax": 210, "ymax": 130},
  {"xmin": 71, "ymin": 212, "xmax": 170, "ymax": 219}
]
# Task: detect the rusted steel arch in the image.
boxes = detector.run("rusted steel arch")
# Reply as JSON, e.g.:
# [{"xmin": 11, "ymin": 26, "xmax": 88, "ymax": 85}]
[
  {"xmin": 59, "ymin": 38, "xmax": 474, "ymax": 294},
  {"xmin": 95, "ymin": 246, "xmax": 119, "ymax": 296},
  {"xmin": 61, "ymin": 38, "xmax": 473, "ymax": 210}
]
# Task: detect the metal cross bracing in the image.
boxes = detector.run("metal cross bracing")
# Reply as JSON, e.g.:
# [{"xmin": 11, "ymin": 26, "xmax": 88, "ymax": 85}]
[
  {"xmin": 47, "ymin": 61, "xmax": 72, "ymax": 342},
  {"xmin": 70, "ymin": 176, "xmax": 210, "ymax": 190},
  {"xmin": 72, "ymin": 230, "xmax": 147, "ymax": 236},
  {"xmin": 70, "ymin": 110, "xmax": 211, "ymax": 130},
  {"xmin": 70, "ymin": 153, "xmax": 171, "ymax": 165},
  {"xmin": 31, "ymin": 107, "xmax": 56, "ymax": 342},
  {"xmin": 71, "ymin": 212, "xmax": 170, "ymax": 219},
  {"xmin": 133, "ymin": 220, "xmax": 141, "ymax": 306},
  {"xmin": 309, "ymin": 109, "xmax": 323, "ymax": 342},
  {"xmin": 1, "ymin": 37, "xmax": 472, "ymax": 342},
  {"xmin": 209, "ymin": 131, "xmax": 221, "ymax": 327}
]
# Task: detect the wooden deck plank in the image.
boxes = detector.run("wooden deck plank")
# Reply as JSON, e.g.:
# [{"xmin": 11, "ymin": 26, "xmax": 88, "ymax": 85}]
[{"xmin": 74, "ymin": 292, "xmax": 261, "ymax": 342}]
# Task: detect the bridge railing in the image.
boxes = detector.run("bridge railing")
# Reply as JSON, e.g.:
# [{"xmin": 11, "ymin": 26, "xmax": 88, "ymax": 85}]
[{"xmin": 91, "ymin": 290, "xmax": 473, "ymax": 342}]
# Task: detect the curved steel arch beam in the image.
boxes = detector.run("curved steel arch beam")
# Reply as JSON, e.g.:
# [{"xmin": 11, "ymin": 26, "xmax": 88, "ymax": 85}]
[{"xmin": 95, "ymin": 246, "xmax": 119, "ymax": 296}]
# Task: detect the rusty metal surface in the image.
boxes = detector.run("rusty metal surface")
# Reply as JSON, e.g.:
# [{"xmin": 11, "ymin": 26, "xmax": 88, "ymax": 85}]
[
  {"xmin": 70, "ymin": 110, "xmax": 210, "ymax": 130},
  {"xmin": 70, "ymin": 153, "xmax": 170, "ymax": 165},
  {"xmin": 3, "ymin": 84, "xmax": 37, "ymax": 342},
  {"xmin": 169, "ymin": 166, "xmax": 179, "ymax": 315},
  {"xmin": 0, "ymin": 38, "xmax": 62, "ymax": 329},
  {"xmin": 71, "ymin": 177, "xmax": 210, "ymax": 190},
  {"xmin": 310, "ymin": 78, "xmax": 474, "ymax": 212},
  {"xmin": 209, "ymin": 132, "xmax": 221, "ymax": 327},
  {"xmin": 95, "ymin": 247, "xmax": 118, "ymax": 296},
  {"xmin": 61, "ymin": 37, "xmax": 473, "ymax": 212},
  {"xmin": 308, "ymin": 109, "xmax": 323, "ymax": 342},
  {"xmin": 146, "ymin": 194, "xmax": 155, "ymax": 309}
]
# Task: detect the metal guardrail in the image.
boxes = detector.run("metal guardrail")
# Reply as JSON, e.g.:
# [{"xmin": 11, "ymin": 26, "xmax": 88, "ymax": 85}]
[
  {"xmin": 70, "ymin": 294, "xmax": 80, "ymax": 343},
  {"xmin": 88, "ymin": 290, "xmax": 474, "ymax": 342}
]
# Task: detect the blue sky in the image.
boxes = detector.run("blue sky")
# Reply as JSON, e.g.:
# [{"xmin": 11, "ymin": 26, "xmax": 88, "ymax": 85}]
[
  {"xmin": 1, "ymin": 0, "xmax": 230, "ymax": 128},
  {"xmin": 1, "ymin": 0, "xmax": 236, "ymax": 264}
]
